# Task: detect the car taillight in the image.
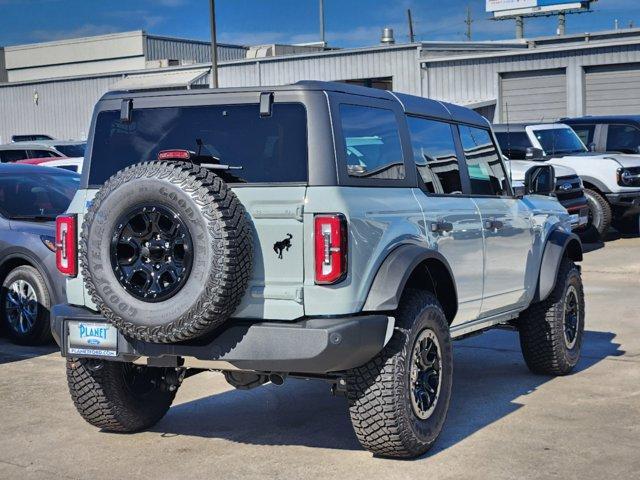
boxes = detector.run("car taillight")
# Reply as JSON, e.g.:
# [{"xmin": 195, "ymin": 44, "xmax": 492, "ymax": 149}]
[
  {"xmin": 314, "ymin": 214, "xmax": 347, "ymax": 285},
  {"xmin": 56, "ymin": 215, "xmax": 77, "ymax": 277},
  {"xmin": 158, "ymin": 149, "xmax": 191, "ymax": 161}
]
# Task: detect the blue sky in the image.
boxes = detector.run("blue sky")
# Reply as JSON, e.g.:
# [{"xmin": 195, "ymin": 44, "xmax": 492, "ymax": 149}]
[{"xmin": 0, "ymin": 0, "xmax": 639, "ymax": 48}]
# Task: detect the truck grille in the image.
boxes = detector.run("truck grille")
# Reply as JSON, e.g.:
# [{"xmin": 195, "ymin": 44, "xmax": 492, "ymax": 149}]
[{"xmin": 555, "ymin": 175, "xmax": 583, "ymax": 201}]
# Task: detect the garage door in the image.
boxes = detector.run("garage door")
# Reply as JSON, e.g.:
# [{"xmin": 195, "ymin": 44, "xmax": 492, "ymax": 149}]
[
  {"xmin": 585, "ymin": 64, "xmax": 640, "ymax": 115},
  {"xmin": 500, "ymin": 69, "xmax": 567, "ymax": 123}
]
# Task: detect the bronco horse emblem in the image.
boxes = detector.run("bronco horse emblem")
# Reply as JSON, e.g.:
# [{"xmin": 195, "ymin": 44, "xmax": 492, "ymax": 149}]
[{"xmin": 273, "ymin": 233, "xmax": 293, "ymax": 259}]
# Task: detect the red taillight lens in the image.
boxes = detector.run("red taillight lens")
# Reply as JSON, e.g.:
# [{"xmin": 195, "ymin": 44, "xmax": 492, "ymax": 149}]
[
  {"xmin": 158, "ymin": 149, "xmax": 191, "ymax": 161},
  {"xmin": 56, "ymin": 215, "xmax": 77, "ymax": 277},
  {"xmin": 314, "ymin": 214, "xmax": 347, "ymax": 285}
]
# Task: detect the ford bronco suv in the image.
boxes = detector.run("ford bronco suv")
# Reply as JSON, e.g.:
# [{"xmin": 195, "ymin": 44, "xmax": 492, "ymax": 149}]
[
  {"xmin": 494, "ymin": 122, "xmax": 640, "ymax": 239},
  {"xmin": 52, "ymin": 81, "xmax": 585, "ymax": 459}
]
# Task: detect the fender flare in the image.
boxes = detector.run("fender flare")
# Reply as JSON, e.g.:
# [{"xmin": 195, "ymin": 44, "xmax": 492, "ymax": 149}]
[
  {"xmin": 0, "ymin": 249, "xmax": 60, "ymax": 305},
  {"xmin": 362, "ymin": 244, "xmax": 458, "ymax": 315},
  {"xmin": 537, "ymin": 228, "xmax": 583, "ymax": 302}
]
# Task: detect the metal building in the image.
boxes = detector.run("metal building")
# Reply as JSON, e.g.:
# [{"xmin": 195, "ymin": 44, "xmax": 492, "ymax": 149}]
[{"xmin": 2, "ymin": 28, "xmax": 640, "ymax": 142}]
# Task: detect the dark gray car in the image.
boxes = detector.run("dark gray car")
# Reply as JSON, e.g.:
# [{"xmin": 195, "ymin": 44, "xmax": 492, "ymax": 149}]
[{"xmin": 0, "ymin": 164, "xmax": 79, "ymax": 345}]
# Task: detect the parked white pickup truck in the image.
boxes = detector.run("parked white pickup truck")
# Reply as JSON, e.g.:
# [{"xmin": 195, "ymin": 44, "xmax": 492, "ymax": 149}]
[{"xmin": 494, "ymin": 123, "xmax": 640, "ymax": 239}]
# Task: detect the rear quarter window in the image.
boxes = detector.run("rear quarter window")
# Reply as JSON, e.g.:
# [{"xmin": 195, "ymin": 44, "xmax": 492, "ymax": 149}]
[{"xmin": 88, "ymin": 103, "xmax": 308, "ymax": 186}]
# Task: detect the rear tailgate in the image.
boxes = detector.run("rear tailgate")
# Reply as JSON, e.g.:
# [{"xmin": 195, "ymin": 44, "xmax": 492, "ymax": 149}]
[{"xmin": 231, "ymin": 186, "xmax": 306, "ymax": 320}]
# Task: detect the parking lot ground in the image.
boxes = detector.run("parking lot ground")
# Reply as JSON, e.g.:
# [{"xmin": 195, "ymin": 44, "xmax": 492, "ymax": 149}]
[{"xmin": 1, "ymin": 236, "xmax": 639, "ymax": 480}]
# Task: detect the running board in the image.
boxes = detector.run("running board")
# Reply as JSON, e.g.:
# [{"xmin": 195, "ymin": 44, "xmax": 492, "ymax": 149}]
[{"xmin": 450, "ymin": 310, "xmax": 521, "ymax": 339}]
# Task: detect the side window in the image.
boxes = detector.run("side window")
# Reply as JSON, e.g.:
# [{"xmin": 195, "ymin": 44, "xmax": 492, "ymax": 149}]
[
  {"xmin": 406, "ymin": 116, "xmax": 462, "ymax": 194},
  {"xmin": 494, "ymin": 131, "xmax": 532, "ymax": 160},
  {"xmin": 606, "ymin": 124, "xmax": 640, "ymax": 154},
  {"xmin": 0, "ymin": 150, "xmax": 29, "ymax": 162},
  {"xmin": 459, "ymin": 125, "xmax": 509, "ymax": 196},
  {"xmin": 340, "ymin": 104, "xmax": 405, "ymax": 180},
  {"xmin": 571, "ymin": 124, "xmax": 596, "ymax": 147},
  {"xmin": 28, "ymin": 149, "xmax": 57, "ymax": 159}
]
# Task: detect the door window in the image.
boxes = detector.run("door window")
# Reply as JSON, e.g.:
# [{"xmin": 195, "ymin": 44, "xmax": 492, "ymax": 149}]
[
  {"xmin": 606, "ymin": 124, "xmax": 640, "ymax": 154},
  {"xmin": 459, "ymin": 125, "xmax": 509, "ymax": 196},
  {"xmin": 340, "ymin": 104, "xmax": 405, "ymax": 180},
  {"xmin": 0, "ymin": 150, "xmax": 29, "ymax": 163},
  {"xmin": 406, "ymin": 116, "xmax": 462, "ymax": 194},
  {"xmin": 571, "ymin": 124, "xmax": 596, "ymax": 147},
  {"xmin": 28, "ymin": 149, "xmax": 58, "ymax": 159}
]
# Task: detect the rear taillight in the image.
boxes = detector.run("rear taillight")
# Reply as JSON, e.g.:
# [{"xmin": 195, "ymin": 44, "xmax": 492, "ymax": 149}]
[
  {"xmin": 56, "ymin": 215, "xmax": 77, "ymax": 277},
  {"xmin": 314, "ymin": 214, "xmax": 347, "ymax": 285}
]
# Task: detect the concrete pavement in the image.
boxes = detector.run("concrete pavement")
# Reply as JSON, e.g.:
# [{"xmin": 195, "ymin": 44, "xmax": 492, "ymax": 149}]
[{"xmin": 0, "ymin": 236, "xmax": 639, "ymax": 480}]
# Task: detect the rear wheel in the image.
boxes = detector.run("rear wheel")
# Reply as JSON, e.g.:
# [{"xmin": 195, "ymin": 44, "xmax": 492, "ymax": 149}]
[
  {"xmin": 1, "ymin": 265, "xmax": 52, "ymax": 345},
  {"xmin": 518, "ymin": 258, "xmax": 585, "ymax": 375},
  {"xmin": 583, "ymin": 188, "xmax": 611, "ymax": 241},
  {"xmin": 347, "ymin": 290, "xmax": 452, "ymax": 458},
  {"xmin": 66, "ymin": 357, "xmax": 178, "ymax": 432}
]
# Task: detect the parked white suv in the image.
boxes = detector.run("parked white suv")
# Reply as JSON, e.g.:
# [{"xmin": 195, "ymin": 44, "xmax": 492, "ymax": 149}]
[{"xmin": 494, "ymin": 123, "xmax": 640, "ymax": 239}]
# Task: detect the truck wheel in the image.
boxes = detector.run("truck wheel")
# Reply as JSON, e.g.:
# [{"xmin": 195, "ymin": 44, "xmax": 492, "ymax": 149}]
[
  {"xmin": 1, "ymin": 265, "xmax": 52, "ymax": 345},
  {"xmin": 80, "ymin": 161, "xmax": 253, "ymax": 343},
  {"xmin": 347, "ymin": 290, "xmax": 452, "ymax": 458},
  {"xmin": 66, "ymin": 357, "xmax": 177, "ymax": 432},
  {"xmin": 518, "ymin": 258, "xmax": 584, "ymax": 376},
  {"xmin": 583, "ymin": 188, "xmax": 611, "ymax": 241}
]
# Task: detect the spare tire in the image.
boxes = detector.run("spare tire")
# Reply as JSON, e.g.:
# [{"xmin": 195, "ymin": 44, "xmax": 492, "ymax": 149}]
[{"xmin": 80, "ymin": 161, "xmax": 253, "ymax": 343}]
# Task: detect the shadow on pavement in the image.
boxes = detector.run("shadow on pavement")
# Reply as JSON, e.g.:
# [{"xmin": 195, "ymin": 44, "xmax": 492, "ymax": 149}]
[
  {"xmin": 0, "ymin": 338, "xmax": 58, "ymax": 365},
  {"xmin": 150, "ymin": 329, "xmax": 624, "ymax": 454}
]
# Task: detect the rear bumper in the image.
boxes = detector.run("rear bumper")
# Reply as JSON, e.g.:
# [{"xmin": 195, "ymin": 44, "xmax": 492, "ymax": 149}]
[{"xmin": 51, "ymin": 305, "xmax": 394, "ymax": 374}]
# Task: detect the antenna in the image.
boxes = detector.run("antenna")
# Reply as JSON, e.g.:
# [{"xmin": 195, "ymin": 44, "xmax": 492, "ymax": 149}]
[
  {"xmin": 407, "ymin": 8, "xmax": 416, "ymax": 43},
  {"xmin": 465, "ymin": 5, "xmax": 473, "ymax": 41}
]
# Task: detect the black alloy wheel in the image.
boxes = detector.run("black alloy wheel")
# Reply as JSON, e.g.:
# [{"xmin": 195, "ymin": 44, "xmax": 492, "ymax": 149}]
[{"xmin": 110, "ymin": 205, "xmax": 193, "ymax": 302}]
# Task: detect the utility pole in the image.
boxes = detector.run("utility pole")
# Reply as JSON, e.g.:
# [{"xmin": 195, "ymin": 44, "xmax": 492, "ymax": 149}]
[
  {"xmin": 515, "ymin": 15, "xmax": 524, "ymax": 39},
  {"xmin": 407, "ymin": 8, "xmax": 415, "ymax": 43},
  {"xmin": 319, "ymin": 0, "xmax": 325, "ymax": 45},
  {"xmin": 209, "ymin": 0, "xmax": 218, "ymax": 88},
  {"xmin": 465, "ymin": 5, "xmax": 473, "ymax": 41}
]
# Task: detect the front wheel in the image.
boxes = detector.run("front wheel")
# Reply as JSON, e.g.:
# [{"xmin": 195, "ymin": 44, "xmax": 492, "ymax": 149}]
[
  {"xmin": 66, "ymin": 358, "xmax": 178, "ymax": 432},
  {"xmin": 583, "ymin": 188, "xmax": 612, "ymax": 241},
  {"xmin": 518, "ymin": 258, "xmax": 585, "ymax": 375},
  {"xmin": 347, "ymin": 290, "xmax": 453, "ymax": 458}
]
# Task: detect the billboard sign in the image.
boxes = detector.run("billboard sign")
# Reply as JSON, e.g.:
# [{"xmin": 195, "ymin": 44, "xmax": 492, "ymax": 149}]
[{"xmin": 487, "ymin": 0, "xmax": 591, "ymax": 17}]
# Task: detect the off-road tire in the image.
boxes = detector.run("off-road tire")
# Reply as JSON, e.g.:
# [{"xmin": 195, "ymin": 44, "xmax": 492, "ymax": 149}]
[
  {"xmin": 66, "ymin": 357, "xmax": 177, "ymax": 432},
  {"xmin": 583, "ymin": 188, "xmax": 611, "ymax": 241},
  {"xmin": 80, "ymin": 161, "xmax": 253, "ymax": 343},
  {"xmin": 518, "ymin": 258, "xmax": 584, "ymax": 375},
  {"xmin": 1, "ymin": 265, "xmax": 52, "ymax": 345},
  {"xmin": 347, "ymin": 290, "xmax": 453, "ymax": 458}
]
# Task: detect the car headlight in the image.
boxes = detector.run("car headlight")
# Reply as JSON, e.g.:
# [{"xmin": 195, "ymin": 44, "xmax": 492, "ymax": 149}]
[
  {"xmin": 617, "ymin": 168, "xmax": 640, "ymax": 187},
  {"xmin": 40, "ymin": 235, "xmax": 56, "ymax": 252}
]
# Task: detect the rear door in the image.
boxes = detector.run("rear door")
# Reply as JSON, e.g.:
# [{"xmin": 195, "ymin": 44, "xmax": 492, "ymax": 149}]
[
  {"xmin": 458, "ymin": 124, "xmax": 535, "ymax": 316},
  {"xmin": 406, "ymin": 115, "xmax": 484, "ymax": 324}
]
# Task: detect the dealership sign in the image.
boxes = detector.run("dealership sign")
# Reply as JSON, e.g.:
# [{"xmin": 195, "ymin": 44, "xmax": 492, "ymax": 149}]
[{"xmin": 487, "ymin": 0, "xmax": 592, "ymax": 17}]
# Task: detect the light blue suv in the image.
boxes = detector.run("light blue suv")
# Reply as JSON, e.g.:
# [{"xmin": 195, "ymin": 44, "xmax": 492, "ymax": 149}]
[{"xmin": 53, "ymin": 81, "xmax": 584, "ymax": 458}]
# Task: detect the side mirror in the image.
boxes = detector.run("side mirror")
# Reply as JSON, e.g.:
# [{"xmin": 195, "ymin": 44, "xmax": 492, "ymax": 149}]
[
  {"xmin": 525, "ymin": 146, "xmax": 544, "ymax": 160},
  {"xmin": 524, "ymin": 165, "xmax": 555, "ymax": 196},
  {"xmin": 588, "ymin": 142, "xmax": 597, "ymax": 152},
  {"xmin": 635, "ymin": 145, "xmax": 640, "ymax": 154}
]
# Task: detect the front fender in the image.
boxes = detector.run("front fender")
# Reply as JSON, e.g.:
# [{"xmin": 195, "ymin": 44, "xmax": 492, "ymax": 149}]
[
  {"xmin": 362, "ymin": 244, "xmax": 457, "ymax": 313},
  {"xmin": 537, "ymin": 229, "xmax": 583, "ymax": 302}
]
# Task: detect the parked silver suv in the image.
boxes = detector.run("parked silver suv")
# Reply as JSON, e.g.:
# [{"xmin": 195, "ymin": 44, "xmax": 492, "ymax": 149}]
[{"xmin": 53, "ymin": 81, "xmax": 585, "ymax": 459}]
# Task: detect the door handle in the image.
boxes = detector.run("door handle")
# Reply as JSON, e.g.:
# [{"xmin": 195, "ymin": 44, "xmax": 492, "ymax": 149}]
[
  {"xmin": 431, "ymin": 220, "xmax": 454, "ymax": 234},
  {"xmin": 484, "ymin": 218, "xmax": 504, "ymax": 231}
]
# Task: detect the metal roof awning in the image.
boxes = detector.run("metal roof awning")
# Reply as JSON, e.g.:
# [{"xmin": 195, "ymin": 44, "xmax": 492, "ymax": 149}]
[{"xmin": 109, "ymin": 67, "xmax": 210, "ymax": 91}]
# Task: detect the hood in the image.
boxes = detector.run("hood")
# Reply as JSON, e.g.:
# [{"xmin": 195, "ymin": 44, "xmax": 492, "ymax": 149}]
[
  {"xmin": 549, "ymin": 152, "xmax": 640, "ymax": 168},
  {"xmin": 8, "ymin": 219, "xmax": 55, "ymax": 236},
  {"xmin": 600, "ymin": 153, "xmax": 640, "ymax": 169},
  {"xmin": 505, "ymin": 159, "xmax": 577, "ymax": 182}
]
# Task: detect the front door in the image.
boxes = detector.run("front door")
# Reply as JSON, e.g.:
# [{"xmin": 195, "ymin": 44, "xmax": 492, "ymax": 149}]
[{"xmin": 458, "ymin": 124, "xmax": 535, "ymax": 316}]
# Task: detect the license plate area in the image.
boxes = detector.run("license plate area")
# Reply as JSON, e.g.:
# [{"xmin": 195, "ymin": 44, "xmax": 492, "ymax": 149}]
[{"xmin": 67, "ymin": 321, "xmax": 118, "ymax": 357}]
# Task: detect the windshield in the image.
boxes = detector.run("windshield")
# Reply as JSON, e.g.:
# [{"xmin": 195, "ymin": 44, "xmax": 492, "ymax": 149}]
[
  {"xmin": 89, "ymin": 103, "xmax": 308, "ymax": 186},
  {"xmin": 0, "ymin": 171, "xmax": 80, "ymax": 219},
  {"xmin": 532, "ymin": 128, "xmax": 587, "ymax": 155},
  {"xmin": 55, "ymin": 143, "xmax": 86, "ymax": 157}
]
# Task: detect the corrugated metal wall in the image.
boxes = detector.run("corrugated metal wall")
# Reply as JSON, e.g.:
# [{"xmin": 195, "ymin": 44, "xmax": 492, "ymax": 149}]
[
  {"xmin": 423, "ymin": 42, "xmax": 640, "ymax": 123},
  {"xmin": 218, "ymin": 46, "xmax": 422, "ymax": 95},
  {"xmin": 145, "ymin": 36, "xmax": 247, "ymax": 63}
]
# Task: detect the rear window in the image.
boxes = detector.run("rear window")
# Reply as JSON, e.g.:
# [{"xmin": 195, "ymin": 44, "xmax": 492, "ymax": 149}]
[
  {"xmin": 89, "ymin": 103, "xmax": 308, "ymax": 185},
  {"xmin": 55, "ymin": 143, "xmax": 86, "ymax": 157}
]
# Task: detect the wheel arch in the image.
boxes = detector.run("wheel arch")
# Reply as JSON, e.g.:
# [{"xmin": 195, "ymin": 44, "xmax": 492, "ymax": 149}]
[
  {"xmin": 536, "ymin": 228, "xmax": 583, "ymax": 303},
  {"xmin": 0, "ymin": 250, "xmax": 54, "ymax": 303},
  {"xmin": 581, "ymin": 177, "xmax": 610, "ymax": 195},
  {"xmin": 362, "ymin": 244, "xmax": 458, "ymax": 324}
]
